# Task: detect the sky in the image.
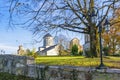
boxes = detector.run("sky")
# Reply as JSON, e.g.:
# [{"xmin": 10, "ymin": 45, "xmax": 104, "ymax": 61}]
[
  {"xmin": 0, "ymin": 26, "xmax": 84, "ymax": 54},
  {"xmin": 0, "ymin": 25, "xmax": 38, "ymax": 54},
  {"xmin": 0, "ymin": 0, "xmax": 38, "ymax": 54},
  {"xmin": 0, "ymin": 0, "xmax": 85, "ymax": 54}
]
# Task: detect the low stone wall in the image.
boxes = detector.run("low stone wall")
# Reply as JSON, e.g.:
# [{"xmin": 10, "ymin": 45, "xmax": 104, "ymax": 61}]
[
  {"xmin": 27, "ymin": 65, "xmax": 120, "ymax": 80},
  {"xmin": 0, "ymin": 54, "xmax": 34, "ymax": 75},
  {"xmin": 0, "ymin": 54, "xmax": 120, "ymax": 80}
]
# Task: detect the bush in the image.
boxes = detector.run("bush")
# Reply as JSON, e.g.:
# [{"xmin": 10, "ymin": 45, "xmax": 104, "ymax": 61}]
[
  {"xmin": 103, "ymin": 47, "xmax": 110, "ymax": 56},
  {"xmin": 26, "ymin": 48, "xmax": 38, "ymax": 58},
  {"xmin": 112, "ymin": 54, "xmax": 120, "ymax": 57},
  {"xmin": 59, "ymin": 50, "xmax": 70, "ymax": 56},
  {"xmin": 84, "ymin": 50, "xmax": 92, "ymax": 57},
  {"xmin": 79, "ymin": 51, "xmax": 83, "ymax": 56},
  {"xmin": 71, "ymin": 44, "xmax": 78, "ymax": 56}
]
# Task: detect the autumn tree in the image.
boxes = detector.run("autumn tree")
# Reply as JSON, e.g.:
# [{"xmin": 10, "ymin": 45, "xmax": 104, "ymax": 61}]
[
  {"xmin": 26, "ymin": 48, "xmax": 37, "ymax": 58},
  {"xmin": 103, "ymin": 26, "xmax": 120, "ymax": 55},
  {"xmin": 103, "ymin": 8, "xmax": 120, "ymax": 55},
  {"xmin": 9, "ymin": 0, "xmax": 120, "ymax": 57}
]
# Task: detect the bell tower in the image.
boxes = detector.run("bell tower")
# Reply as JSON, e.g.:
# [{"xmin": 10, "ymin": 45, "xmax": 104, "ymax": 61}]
[{"xmin": 43, "ymin": 33, "xmax": 54, "ymax": 48}]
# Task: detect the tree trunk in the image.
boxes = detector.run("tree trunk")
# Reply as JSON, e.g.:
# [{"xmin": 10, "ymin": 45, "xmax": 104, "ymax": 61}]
[
  {"xmin": 89, "ymin": 26, "xmax": 99, "ymax": 57},
  {"xmin": 112, "ymin": 40, "xmax": 115, "ymax": 55}
]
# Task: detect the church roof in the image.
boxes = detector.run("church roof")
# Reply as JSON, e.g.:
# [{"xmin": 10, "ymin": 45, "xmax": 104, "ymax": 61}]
[
  {"xmin": 71, "ymin": 38, "xmax": 79, "ymax": 41},
  {"xmin": 39, "ymin": 45, "xmax": 57, "ymax": 52},
  {"xmin": 43, "ymin": 33, "xmax": 52, "ymax": 38}
]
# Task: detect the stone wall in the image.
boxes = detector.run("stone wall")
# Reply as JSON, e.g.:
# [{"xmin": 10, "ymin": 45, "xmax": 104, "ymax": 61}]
[
  {"xmin": 0, "ymin": 54, "xmax": 120, "ymax": 80},
  {"xmin": 26, "ymin": 65, "xmax": 120, "ymax": 80},
  {"xmin": 0, "ymin": 54, "xmax": 34, "ymax": 75}
]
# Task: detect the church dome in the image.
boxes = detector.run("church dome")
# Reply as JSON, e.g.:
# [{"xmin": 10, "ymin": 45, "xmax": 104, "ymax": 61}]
[
  {"xmin": 43, "ymin": 33, "xmax": 52, "ymax": 38},
  {"xmin": 43, "ymin": 33, "xmax": 54, "ymax": 47}
]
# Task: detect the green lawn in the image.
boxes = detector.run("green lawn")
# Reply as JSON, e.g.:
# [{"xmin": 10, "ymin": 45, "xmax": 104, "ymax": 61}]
[{"xmin": 35, "ymin": 56, "xmax": 120, "ymax": 69}]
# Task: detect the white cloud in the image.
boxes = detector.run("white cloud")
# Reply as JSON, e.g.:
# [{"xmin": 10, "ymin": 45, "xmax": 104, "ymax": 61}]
[
  {"xmin": 0, "ymin": 44, "xmax": 18, "ymax": 54},
  {"xmin": 0, "ymin": 45, "xmax": 17, "ymax": 50}
]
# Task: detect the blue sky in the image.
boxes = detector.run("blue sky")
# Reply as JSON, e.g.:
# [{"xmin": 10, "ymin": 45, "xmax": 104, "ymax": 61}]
[
  {"xmin": 0, "ymin": 0, "xmax": 38, "ymax": 54},
  {"xmin": 0, "ymin": 25, "xmax": 84, "ymax": 54},
  {"xmin": 0, "ymin": 25, "xmax": 37, "ymax": 54},
  {"xmin": 0, "ymin": 27, "xmax": 84, "ymax": 54},
  {"xmin": 0, "ymin": 0, "xmax": 84, "ymax": 54}
]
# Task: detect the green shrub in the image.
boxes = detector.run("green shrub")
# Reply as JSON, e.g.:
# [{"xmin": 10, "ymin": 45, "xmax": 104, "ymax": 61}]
[
  {"xmin": 71, "ymin": 44, "xmax": 78, "ymax": 56},
  {"xmin": 103, "ymin": 47, "xmax": 110, "ymax": 56},
  {"xmin": 84, "ymin": 50, "xmax": 92, "ymax": 57},
  {"xmin": 26, "ymin": 48, "xmax": 38, "ymax": 58},
  {"xmin": 59, "ymin": 50, "xmax": 70, "ymax": 56},
  {"xmin": 79, "ymin": 51, "xmax": 83, "ymax": 56},
  {"xmin": 112, "ymin": 54, "xmax": 120, "ymax": 57}
]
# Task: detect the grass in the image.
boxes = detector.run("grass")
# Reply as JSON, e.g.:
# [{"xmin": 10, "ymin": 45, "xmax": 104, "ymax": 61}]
[{"xmin": 35, "ymin": 56, "xmax": 120, "ymax": 69}]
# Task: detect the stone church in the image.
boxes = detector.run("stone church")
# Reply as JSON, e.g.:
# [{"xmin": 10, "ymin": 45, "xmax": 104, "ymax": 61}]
[
  {"xmin": 69, "ymin": 38, "xmax": 83, "ymax": 52},
  {"xmin": 17, "ymin": 45, "xmax": 25, "ymax": 55},
  {"xmin": 37, "ymin": 33, "xmax": 60, "ymax": 56}
]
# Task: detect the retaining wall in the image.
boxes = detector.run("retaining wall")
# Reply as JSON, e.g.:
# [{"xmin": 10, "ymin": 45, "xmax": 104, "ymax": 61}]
[{"xmin": 0, "ymin": 54, "xmax": 120, "ymax": 80}]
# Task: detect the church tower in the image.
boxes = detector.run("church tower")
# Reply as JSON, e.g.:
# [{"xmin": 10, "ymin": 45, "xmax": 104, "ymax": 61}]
[
  {"xmin": 43, "ymin": 33, "xmax": 54, "ymax": 48},
  {"xmin": 17, "ymin": 45, "xmax": 25, "ymax": 55},
  {"xmin": 84, "ymin": 34, "xmax": 90, "ymax": 43}
]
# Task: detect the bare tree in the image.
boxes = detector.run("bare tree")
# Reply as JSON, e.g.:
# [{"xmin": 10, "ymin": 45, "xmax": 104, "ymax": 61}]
[
  {"xmin": 9, "ymin": 0, "xmax": 120, "ymax": 57},
  {"xmin": 54, "ymin": 34, "xmax": 70, "ymax": 50}
]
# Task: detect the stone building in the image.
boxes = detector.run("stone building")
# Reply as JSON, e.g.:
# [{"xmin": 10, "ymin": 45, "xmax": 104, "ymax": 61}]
[
  {"xmin": 17, "ymin": 45, "xmax": 25, "ymax": 55},
  {"xmin": 83, "ymin": 34, "xmax": 90, "ymax": 51},
  {"xmin": 69, "ymin": 38, "xmax": 83, "ymax": 52},
  {"xmin": 37, "ymin": 33, "xmax": 59, "ymax": 56},
  {"xmin": 43, "ymin": 33, "xmax": 54, "ymax": 47}
]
